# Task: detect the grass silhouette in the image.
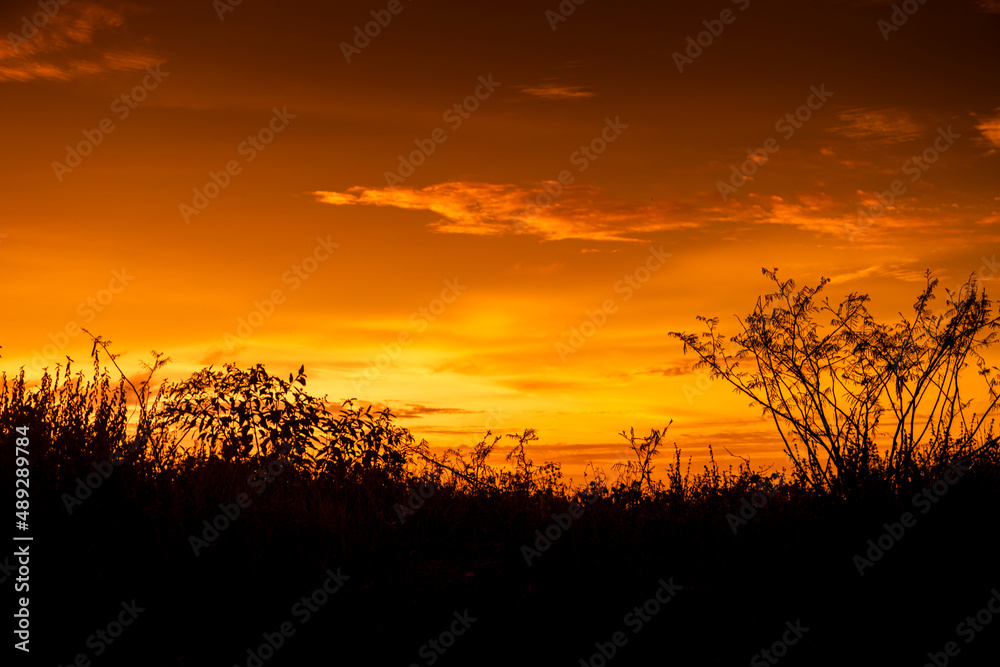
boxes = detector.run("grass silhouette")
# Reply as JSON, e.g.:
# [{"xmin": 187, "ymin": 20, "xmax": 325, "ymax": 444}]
[{"xmin": 2, "ymin": 271, "xmax": 998, "ymax": 666}]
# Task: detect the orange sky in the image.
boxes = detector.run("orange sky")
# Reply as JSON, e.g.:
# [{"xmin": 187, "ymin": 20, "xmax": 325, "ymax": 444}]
[{"xmin": 2, "ymin": 0, "xmax": 999, "ymax": 484}]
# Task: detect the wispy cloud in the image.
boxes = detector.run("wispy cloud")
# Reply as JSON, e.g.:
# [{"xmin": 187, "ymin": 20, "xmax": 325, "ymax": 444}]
[
  {"xmin": 632, "ymin": 361, "xmax": 696, "ymax": 378},
  {"xmin": 828, "ymin": 265, "xmax": 928, "ymax": 285},
  {"xmin": 314, "ymin": 182, "xmax": 696, "ymax": 242},
  {"xmin": 976, "ymin": 109, "xmax": 1000, "ymax": 152},
  {"xmin": 728, "ymin": 191, "xmax": 975, "ymax": 242},
  {"xmin": 507, "ymin": 262, "xmax": 565, "ymax": 276},
  {"xmin": 0, "ymin": 2, "xmax": 162, "ymax": 82},
  {"xmin": 517, "ymin": 83, "xmax": 596, "ymax": 100},
  {"xmin": 498, "ymin": 377, "xmax": 591, "ymax": 392},
  {"xmin": 392, "ymin": 403, "xmax": 479, "ymax": 419},
  {"xmin": 720, "ymin": 193, "xmax": 857, "ymax": 236},
  {"xmin": 829, "ymin": 107, "xmax": 923, "ymax": 144}
]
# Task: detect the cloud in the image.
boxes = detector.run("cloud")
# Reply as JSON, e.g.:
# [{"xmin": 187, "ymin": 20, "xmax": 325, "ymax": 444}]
[
  {"xmin": 728, "ymin": 191, "xmax": 974, "ymax": 243},
  {"xmin": 392, "ymin": 403, "xmax": 479, "ymax": 419},
  {"xmin": 715, "ymin": 189, "xmax": 966, "ymax": 242},
  {"xmin": 0, "ymin": 2, "xmax": 162, "ymax": 82},
  {"xmin": 314, "ymin": 182, "xmax": 696, "ymax": 242},
  {"xmin": 829, "ymin": 107, "xmax": 923, "ymax": 144},
  {"xmin": 722, "ymin": 193, "xmax": 857, "ymax": 236},
  {"xmin": 632, "ymin": 361, "xmax": 696, "ymax": 377},
  {"xmin": 828, "ymin": 265, "xmax": 928, "ymax": 285},
  {"xmin": 828, "ymin": 265, "xmax": 882, "ymax": 284},
  {"xmin": 977, "ymin": 0, "xmax": 1000, "ymax": 12},
  {"xmin": 506, "ymin": 262, "xmax": 565, "ymax": 276},
  {"xmin": 976, "ymin": 109, "xmax": 1000, "ymax": 152},
  {"xmin": 517, "ymin": 83, "xmax": 596, "ymax": 100},
  {"xmin": 499, "ymin": 378, "xmax": 590, "ymax": 392}
]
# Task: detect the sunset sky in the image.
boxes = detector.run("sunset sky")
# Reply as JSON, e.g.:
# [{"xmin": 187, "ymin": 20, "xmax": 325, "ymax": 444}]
[{"xmin": 2, "ymin": 0, "xmax": 999, "ymax": 483}]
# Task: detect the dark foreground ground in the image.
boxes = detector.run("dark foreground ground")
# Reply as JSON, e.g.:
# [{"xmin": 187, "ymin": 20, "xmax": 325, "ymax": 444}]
[
  {"xmin": 3, "ymin": 360, "xmax": 998, "ymax": 666},
  {"xmin": 7, "ymin": 456, "xmax": 999, "ymax": 667}
]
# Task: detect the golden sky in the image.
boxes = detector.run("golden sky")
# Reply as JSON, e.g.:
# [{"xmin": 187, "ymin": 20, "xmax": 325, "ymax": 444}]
[{"xmin": 2, "ymin": 0, "xmax": 999, "ymax": 483}]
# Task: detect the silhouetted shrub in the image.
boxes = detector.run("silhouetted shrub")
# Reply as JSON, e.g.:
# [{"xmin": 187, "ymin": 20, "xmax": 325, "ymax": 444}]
[{"xmin": 670, "ymin": 269, "xmax": 1000, "ymax": 498}]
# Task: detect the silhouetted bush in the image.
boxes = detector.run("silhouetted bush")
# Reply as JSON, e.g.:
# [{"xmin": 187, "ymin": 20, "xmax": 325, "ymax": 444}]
[{"xmin": 670, "ymin": 269, "xmax": 999, "ymax": 498}]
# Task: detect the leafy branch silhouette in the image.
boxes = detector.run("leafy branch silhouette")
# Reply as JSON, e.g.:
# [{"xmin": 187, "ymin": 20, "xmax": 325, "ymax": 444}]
[{"xmin": 670, "ymin": 268, "xmax": 1000, "ymax": 497}]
